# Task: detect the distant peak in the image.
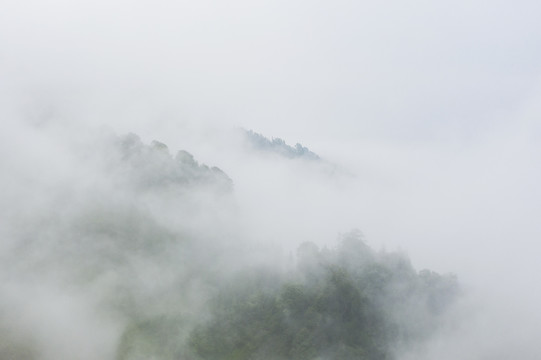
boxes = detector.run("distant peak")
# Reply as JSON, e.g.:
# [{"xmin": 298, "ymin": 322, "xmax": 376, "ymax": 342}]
[{"xmin": 242, "ymin": 129, "xmax": 320, "ymax": 161}]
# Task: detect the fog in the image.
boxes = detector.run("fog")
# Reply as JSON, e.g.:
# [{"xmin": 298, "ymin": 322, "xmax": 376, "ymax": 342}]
[{"xmin": 1, "ymin": 0, "xmax": 541, "ymax": 358}]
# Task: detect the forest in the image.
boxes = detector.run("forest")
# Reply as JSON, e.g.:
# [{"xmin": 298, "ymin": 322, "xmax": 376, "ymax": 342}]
[{"xmin": 0, "ymin": 133, "xmax": 458, "ymax": 360}]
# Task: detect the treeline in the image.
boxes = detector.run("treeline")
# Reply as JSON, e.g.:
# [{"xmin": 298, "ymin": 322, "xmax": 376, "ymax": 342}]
[
  {"xmin": 243, "ymin": 129, "xmax": 321, "ymax": 161},
  {"xmin": 187, "ymin": 232, "xmax": 458, "ymax": 360},
  {"xmin": 117, "ymin": 231, "xmax": 458, "ymax": 360}
]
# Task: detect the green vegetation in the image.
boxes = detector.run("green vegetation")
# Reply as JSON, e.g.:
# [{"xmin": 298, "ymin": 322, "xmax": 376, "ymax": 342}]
[
  {"xmin": 187, "ymin": 232, "xmax": 459, "ymax": 360},
  {"xmin": 114, "ymin": 133, "xmax": 233, "ymax": 192},
  {"xmin": 113, "ymin": 231, "xmax": 457, "ymax": 360},
  {"xmin": 243, "ymin": 129, "xmax": 321, "ymax": 161},
  {"xmin": 0, "ymin": 134, "xmax": 458, "ymax": 360}
]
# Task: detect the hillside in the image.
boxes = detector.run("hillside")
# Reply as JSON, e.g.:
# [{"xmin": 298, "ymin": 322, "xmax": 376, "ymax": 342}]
[{"xmin": 0, "ymin": 133, "xmax": 457, "ymax": 360}]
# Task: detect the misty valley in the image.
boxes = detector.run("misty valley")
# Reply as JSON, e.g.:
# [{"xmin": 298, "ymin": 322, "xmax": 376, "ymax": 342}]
[{"xmin": 1, "ymin": 132, "xmax": 458, "ymax": 360}]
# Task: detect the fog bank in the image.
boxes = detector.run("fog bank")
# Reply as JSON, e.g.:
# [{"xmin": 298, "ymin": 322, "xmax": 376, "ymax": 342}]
[{"xmin": 2, "ymin": 0, "xmax": 541, "ymax": 358}]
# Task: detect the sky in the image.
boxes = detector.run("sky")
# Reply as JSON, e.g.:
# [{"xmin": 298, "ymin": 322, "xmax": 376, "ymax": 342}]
[{"xmin": 1, "ymin": 0, "xmax": 541, "ymax": 358}]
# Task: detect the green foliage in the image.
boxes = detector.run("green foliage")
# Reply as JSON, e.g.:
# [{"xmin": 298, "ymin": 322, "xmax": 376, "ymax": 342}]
[
  {"xmin": 243, "ymin": 129, "xmax": 321, "ymax": 161},
  {"xmin": 189, "ymin": 232, "xmax": 458, "ymax": 360},
  {"xmin": 115, "ymin": 133, "xmax": 233, "ymax": 192}
]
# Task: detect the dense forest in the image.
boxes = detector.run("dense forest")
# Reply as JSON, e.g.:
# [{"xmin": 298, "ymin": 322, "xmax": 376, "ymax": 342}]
[
  {"xmin": 0, "ymin": 133, "xmax": 458, "ymax": 360},
  {"xmin": 187, "ymin": 234, "xmax": 458, "ymax": 360}
]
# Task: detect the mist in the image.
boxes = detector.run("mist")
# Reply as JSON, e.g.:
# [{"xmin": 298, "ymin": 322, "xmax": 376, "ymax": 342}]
[{"xmin": 2, "ymin": 0, "xmax": 541, "ymax": 358}]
